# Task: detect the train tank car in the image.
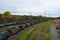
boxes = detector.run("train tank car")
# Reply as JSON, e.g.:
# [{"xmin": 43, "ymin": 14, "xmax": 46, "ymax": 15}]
[{"xmin": 0, "ymin": 31, "xmax": 8, "ymax": 40}]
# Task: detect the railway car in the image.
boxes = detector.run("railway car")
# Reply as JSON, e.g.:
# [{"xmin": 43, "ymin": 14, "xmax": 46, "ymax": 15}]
[
  {"xmin": 0, "ymin": 31, "xmax": 8, "ymax": 40},
  {"xmin": 56, "ymin": 17, "xmax": 60, "ymax": 29},
  {"xmin": 25, "ymin": 20, "xmax": 33, "ymax": 27},
  {"xmin": 0, "ymin": 24, "xmax": 4, "ymax": 27},
  {"xmin": 7, "ymin": 27, "xmax": 20, "ymax": 36},
  {"xmin": 4, "ymin": 23, "xmax": 13, "ymax": 26},
  {"xmin": 26, "ymin": 22, "xmax": 31, "ymax": 27},
  {"xmin": 6, "ymin": 24, "xmax": 25, "ymax": 36},
  {"xmin": 4, "ymin": 22, "xmax": 17, "ymax": 26},
  {"xmin": 19, "ymin": 22, "xmax": 26, "ymax": 29}
]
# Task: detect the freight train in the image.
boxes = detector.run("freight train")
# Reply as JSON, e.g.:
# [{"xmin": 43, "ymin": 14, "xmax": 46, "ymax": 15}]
[{"xmin": 0, "ymin": 18, "xmax": 50, "ymax": 40}]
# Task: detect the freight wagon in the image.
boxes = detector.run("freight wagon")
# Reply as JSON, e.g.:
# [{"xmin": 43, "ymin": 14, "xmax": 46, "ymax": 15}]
[
  {"xmin": 0, "ymin": 31, "xmax": 8, "ymax": 40},
  {"xmin": 56, "ymin": 17, "xmax": 60, "ymax": 29}
]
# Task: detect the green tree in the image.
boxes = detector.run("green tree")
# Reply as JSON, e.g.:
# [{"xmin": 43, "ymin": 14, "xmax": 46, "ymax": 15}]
[
  {"xmin": 22, "ymin": 15, "xmax": 28, "ymax": 21},
  {"xmin": 0, "ymin": 14, "xmax": 4, "ymax": 23},
  {"xmin": 15, "ymin": 16, "xmax": 21, "ymax": 22}
]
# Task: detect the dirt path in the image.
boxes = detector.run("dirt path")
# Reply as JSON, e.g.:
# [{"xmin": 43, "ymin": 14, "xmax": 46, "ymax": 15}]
[{"xmin": 50, "ymin": 23, "xmax": 59, "ymax": 40}]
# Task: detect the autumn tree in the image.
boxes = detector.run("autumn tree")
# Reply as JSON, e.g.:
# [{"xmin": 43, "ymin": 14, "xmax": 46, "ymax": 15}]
[{"xmin": 3, "ymin": 11, "xmax": 12, "ymax": 23}]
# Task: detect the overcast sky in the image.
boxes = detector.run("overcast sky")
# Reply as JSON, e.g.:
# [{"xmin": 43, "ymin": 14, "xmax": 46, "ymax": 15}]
[{"xmin": 0, "ymin": 0, "xmax": 60, "ymax": 17}]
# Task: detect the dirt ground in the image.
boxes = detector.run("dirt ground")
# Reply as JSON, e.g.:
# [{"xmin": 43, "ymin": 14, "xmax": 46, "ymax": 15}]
[{"xmin": 50, "ymin": 23, "xmax": 59, "ymax": 40}]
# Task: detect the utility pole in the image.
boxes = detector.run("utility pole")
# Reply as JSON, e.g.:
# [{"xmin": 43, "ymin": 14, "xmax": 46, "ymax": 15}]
[
  {"xmin": 30, "ymin": 12, "xmax": 32, "ymax": 21},
  {"xmin": 30, "ymin": 12, "xmax": 32, "ymax": 16},
  {"xmin": 44, "ymin": 11, "xmax": 47, "ymax": 17}
]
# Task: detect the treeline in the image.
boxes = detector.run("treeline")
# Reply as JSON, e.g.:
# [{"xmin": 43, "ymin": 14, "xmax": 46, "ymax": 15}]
[{"xmin": 0, "ymin": 11, "xmax": 52, "ymax": 24}]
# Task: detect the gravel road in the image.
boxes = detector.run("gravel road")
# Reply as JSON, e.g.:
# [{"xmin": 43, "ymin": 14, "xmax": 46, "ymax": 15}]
[{"xmin": 50, "ymin": 23, "xmax": 59, "ymax": 40}]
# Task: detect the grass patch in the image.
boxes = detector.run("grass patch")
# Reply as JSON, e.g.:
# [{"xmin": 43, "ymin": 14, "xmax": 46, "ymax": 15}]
[
  {"xmin": 17, "ymin": 23, "xmax": 41, "ymax": 40},
  {"xmin": 45, "ymin": 20, "xmax": 54, "ymax": 40},
  {"xmin": 26, "ymin": 24, "xmax": 41, "ymax": 40},
  {"xmin": 18, "ymin": 28, "xmax": 33, "ymax": 40},
  {"xmin": 58, "ymin": 31, "xmax": 60, "ymax": 34},
  {"xmin": 45, "ymin": 29, "xmax": 51, "ymax": 40}
]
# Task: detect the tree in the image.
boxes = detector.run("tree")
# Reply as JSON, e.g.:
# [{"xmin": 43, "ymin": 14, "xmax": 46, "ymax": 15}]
[
  {"xmin": 3, "ymin": 11, "xmax": 12, "ymax": 23},
  {"xmin": 0, "ymin": 14, "xmax": 4, "ymax": 23},
  {"xmin": 0, "ymin": 14, "xmax": 3, "ymax": 19},
  {"xmin": 15, "ymin": 15, "xmax": 21, "ymax": 22},
  {"xmin": 22, "ymin": 15, "xmax": 28, "ymax": 21}
]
